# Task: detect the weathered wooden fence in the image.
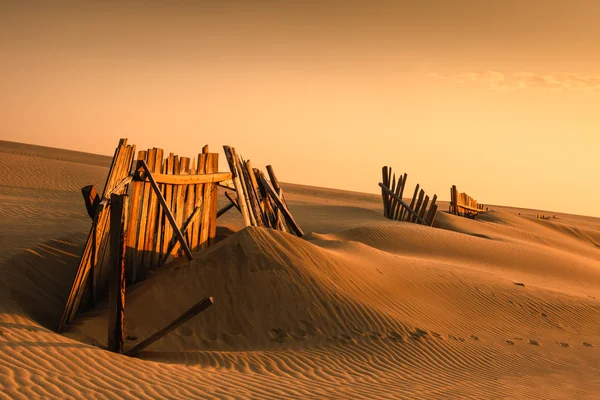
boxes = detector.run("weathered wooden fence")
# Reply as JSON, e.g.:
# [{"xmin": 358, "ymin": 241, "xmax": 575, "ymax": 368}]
[
  {"xmin": 379, "ymin": 166, "xmax": 438, "ymax": 226},
  {"xmin": 58, "ymin": 139, "xmax": 230, "ymax": 332},
  {"xmin": 449, "ymin": 185, "xmax": 486, "ymax": 218},
  {"xmin": 222, "ymin": 146, "xmax": 304, "ymax": 236}
]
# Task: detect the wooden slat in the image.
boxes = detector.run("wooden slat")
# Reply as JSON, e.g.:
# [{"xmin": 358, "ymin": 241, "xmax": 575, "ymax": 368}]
[
  {"xmin": 381, "ymin": 166, "xmax": 390, "ymax": 217},
  {"xmin": 108, "ymin": 194, "xmax": 127, "ymax": 353},
  {"xmin": 127, "ymin": 151, "xmax": 146, "ymax": 283},
  {"xmin": 136, "ymin": 148, "xmax": 155, "ymax": 277},
  {"xmin": 184, "ymin": 161, "xmax": 196, "ymax": 249},
  {"xmin": 426, "ymin": 194, "xmax": 438, "ymax": 226},
  {"xmin": 208, "ymin": 154, "xmax": 219, "ymax": 245},
  {"xmin": 259, "ymin": 174, "xmax": 304, "ymax": 237},
  {"xmin": 140, "ymin": 160, "xmax": 194, "ymax": 261},
  {"xmin": 154, "ymin": 156, "xmax": 167, "ymax": 264},
  {"xmin": 411, "ymin": 189, "xmax": 425, "ymax": 223},
  {"xmin": 174, "ymin": 157, "xmax": 190, "ymax": 257},
  {"xmin": 393, "ymin": 173, "xmax": 408, "ymax": 220},
  {"xmin": 81, "ymin": 185, "xmax": 100, "ymax": 220},
  {"xmin": 223, "ymin": 146, "xmax": 251, "ymax": 226},
  {"xmin": 418, "ymin": 195, "xmax": 430, "ymax": 225},
  {"xmin": 142, "ymin": 172, "xmax": 231, "ymax": 185},
  {"xmin": 125, "ymin": 296, "xmax": 213, "ymax": 357},
  {"xmin": 192, "ymin": 151, "xmax": 208, "ymax": 250},
  {"xmin": 388, "ymin": 173, "xmax": 397, "ymax": 220},
  {"xmin": 147, "ymin": 148, "xmax": 164, "ymax": 268},
  {"xmin": 234, "ymin": 150, "xmax": 257, "ymax": 226},
  {"xmin": 239, "ymin": 156, "xmax": 264, "ymax": 227},
  {"xmin": 160, "ymin": 154, "xmax": 175, "ymax": 263},
  {"xmin": 404, "ymin": 184, "xmax": 420, "ymax": 222}
]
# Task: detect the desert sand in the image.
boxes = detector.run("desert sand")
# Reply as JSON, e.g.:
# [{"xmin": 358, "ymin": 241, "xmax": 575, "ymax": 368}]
[{"xmin": 1, "ymin": 140, "xmax": 599, "ymax": 399}]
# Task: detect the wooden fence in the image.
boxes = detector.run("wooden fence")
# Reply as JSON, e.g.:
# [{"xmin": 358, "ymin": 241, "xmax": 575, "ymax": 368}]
[
  {"xmin": 379, "ymin": 166, "xmax": 438, "ymax": 226},
  {"xmin": 223, "ymin": 146, "xmax": 304, "ymax": 236},
  {"xmin": 58, "ymin": 139, "xmax": 231, "ymax": 332},
  {"xmin": 449, "ymin": 185, "xmax": 486, "ymax": 218}
]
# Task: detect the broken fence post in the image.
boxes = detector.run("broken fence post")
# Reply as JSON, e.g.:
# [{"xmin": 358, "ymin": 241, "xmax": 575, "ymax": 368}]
[{"xmin": 108, "ymin": 193, "xmax": 128, "ymax": 353}]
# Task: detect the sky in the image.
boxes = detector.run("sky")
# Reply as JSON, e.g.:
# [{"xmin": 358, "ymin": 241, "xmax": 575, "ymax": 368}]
[{"xmin": 1, "ymin": 1, "xmax": 599, "ymax": 217}]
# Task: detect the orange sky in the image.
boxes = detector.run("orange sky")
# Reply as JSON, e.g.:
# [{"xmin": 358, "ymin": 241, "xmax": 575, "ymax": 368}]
[{"xmin": 1, "ymin": 1, "xmax": 599, "ymax": 217}]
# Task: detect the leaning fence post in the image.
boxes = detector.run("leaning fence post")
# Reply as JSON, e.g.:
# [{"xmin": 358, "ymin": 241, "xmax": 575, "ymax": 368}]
[{"xmin": 108, "ymin": 193, "xmax": 128, "ymax": 353}]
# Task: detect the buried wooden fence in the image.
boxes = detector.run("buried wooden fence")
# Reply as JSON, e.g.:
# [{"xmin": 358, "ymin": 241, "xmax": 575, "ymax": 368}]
[
  {"xmin": 58, "ymin": 139, "xmax": 230, "ymax": 332},
  {"xmin": 222, "ymin": 146, "xmax": 304, "ymax": 237},
  {"xmin": 449, "ymin": 185, "xmax": 486, "ymax": 218},
  {"xmin": 379, "ymin": 166, "xmax": 438, "ymax": 226}
]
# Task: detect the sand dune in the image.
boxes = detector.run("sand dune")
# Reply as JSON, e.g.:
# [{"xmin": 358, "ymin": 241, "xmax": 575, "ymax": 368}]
[{"xmin": 1, "ymin": 142, "xmax": 600, "ymax": 399}]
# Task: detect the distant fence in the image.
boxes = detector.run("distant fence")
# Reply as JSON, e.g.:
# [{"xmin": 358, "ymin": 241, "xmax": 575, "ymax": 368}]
[
  {"xmin": 59, "ymin": 139, "xmax": 231, "ymax": 331},
  {"xmin": 449, "ymin": 185, "xmax": 486, "ymax": 218},
  {"xmin": 379, "ymin": 166, "xmax": 438, "ymax": 226}
]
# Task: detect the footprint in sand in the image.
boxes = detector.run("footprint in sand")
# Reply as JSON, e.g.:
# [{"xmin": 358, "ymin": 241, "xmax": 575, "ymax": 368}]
[
  {"xmin": 529, "ymin": 339, "xmax": 541, "ymax": 346},
  {"xmin": 583, "ymin": 342, "xmax": 593, "ymax": 347},
  {"xmin": 409, "ymin": 328, "xmax": 428, "ymax": 340},
  {"xmin": 505, "ymin": 339, "xmax": 515, "ymax": 345},
  {"xmin": 470, "ymin": 335, "xmax": 480, "ymax": 341},
  {"xmin": 558, "ymin": 342, "xmax": 570, "ymax": 348},
  {"xmin": 431, "ymin": 332, "xmax": 443, "ymax": 339}
]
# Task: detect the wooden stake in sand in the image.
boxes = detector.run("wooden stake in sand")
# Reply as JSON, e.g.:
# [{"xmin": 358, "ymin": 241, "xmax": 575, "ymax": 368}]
[
  {"xmin": 125, "ymin": 296, "xmax": 214, "ymax": 357},
  {"xmin": 108, "ymin": 193, "xmax": 128, "ymax": 353}
]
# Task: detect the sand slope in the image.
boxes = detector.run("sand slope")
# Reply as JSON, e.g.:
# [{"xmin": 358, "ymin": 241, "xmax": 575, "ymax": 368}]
[{"xmin": 1, "ymin": 142, "xmax": 600, "ymax": 399}]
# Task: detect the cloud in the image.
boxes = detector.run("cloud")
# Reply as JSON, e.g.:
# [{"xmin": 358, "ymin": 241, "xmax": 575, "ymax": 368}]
[{"xmin": 427, "ymin": 70, "xmax": 600, "ymax": 93}]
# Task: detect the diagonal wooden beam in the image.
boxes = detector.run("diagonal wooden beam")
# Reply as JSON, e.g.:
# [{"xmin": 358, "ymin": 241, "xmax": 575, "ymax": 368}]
[
  {"xmin": 125, "ymin": 296, "xmax": 214, "ymax": 357},
  {"xmin": 161, "ymin": 206, "xmax": 202, "ymax": 265},
  {"xmin": 140, "ymin": 160, "xmax": 193, "ymax": 261},
  {"xmin": 259, "ymin": 174, "xmax": 304, "ymax": 237}
]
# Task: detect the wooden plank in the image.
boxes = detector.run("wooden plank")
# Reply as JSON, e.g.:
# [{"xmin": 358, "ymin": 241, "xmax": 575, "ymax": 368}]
[
  {"xmin": 411, "ymin": 189, "xmax": 425, "ymax": 223},
  {"xmin": 234, "ymin": 151, "xmax": 258, "ymax": 226},
  {"xmin": 142, "ymin": 172, "xmax": 231, "ymax": 185},
  {"xmin": 146, "ymin": 148, "xmax": 164, "ymax": 268},
  {"xmin": 192, "ymin": 151, "xmax": 208, "ymax": 251},
  {"xmin": 108, "ymin": 194, "xmax": 127, "ymax": 353},
  {"xmin": 183, "ymin": 161, "xmax": 196, "ymax": 250},
  {"xmin": 136, "ymin": 148, "xmax": 155, "ymax": 276},
  {"xmin": 388, "ymin": 173, "xmax": 397, "ymax": 220},
  {"xmin": 381, "ymin": 166, "xmax": 390, "ymax": 217},
  {"xmin": 259, "ymin": 174, "xmax": 304, "ymax": 236},
  {"xmin": 125, "ymin": 296, "xmax": 213, "ymax": 357},
  {"xmin": 240, "ymin": 157, "xmax": 264, "ymax": 227},
  {"xmin": 223, "ymin": 146, "xmax": 251, "ymax": 226},
  {"xmin": 426, "ymin": 194, "xmax": 438, "ymax": 226},
  {"xmin": 418, "ymin": 195, "xmax": 430, "ymax": 225},
  {"xmin": 81, "ymin": 185, "xmax": 100, "ymax": 220},
  {"xmin": 265, "ymin": 166, "xmax": 285, "ymax": 229},
  {"xmin": 173, "ymin": 157, "xmax": 190, "ymax": 257},
  {"xmin": 161, "ymin": 154, "xmax": 175, "ymax": 259},
  {"xmin": 199, "ymin": 151, "xmax": 214, "ymax": 249},
  {"xmin": 378, "ymin": 183, "xmax": 428, "ymax": 225},
  {"xmin": 428, "ymin": 204, "xmax": 438, "ymax": 226},
  {"xmin": 404, "ymin": 184, "xmax": 420, "ymax": 222},
  {"xmin": 127, "ymin": 152, "xmax": 146, "ymax": 284},
  {"xmin": 208, "ymin": 154, "xmax": 219, "ymax": 245},
  {"xmin": 140, "ymin": 160, "xmax": 194, "ymax": 261},
  {"xmin": 393, "ymin": 173, "xmax": 408, "ymax": 220},
  {"xmin": 154, "ymin": 156, "xmax": 167, "ymax": 265}
]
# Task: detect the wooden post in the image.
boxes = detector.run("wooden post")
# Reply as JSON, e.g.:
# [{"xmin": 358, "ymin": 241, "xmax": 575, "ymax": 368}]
[
  {"xmin": 381, "ymin": 166, "xmax": 390, "ymax": 217},
  {"xmin": 125, "ymin": 296, "xmax": 214, "ymax": 357},
  {"xmin": 108, "ymin": 194, "xmax": 128, "ymax": 353}
]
